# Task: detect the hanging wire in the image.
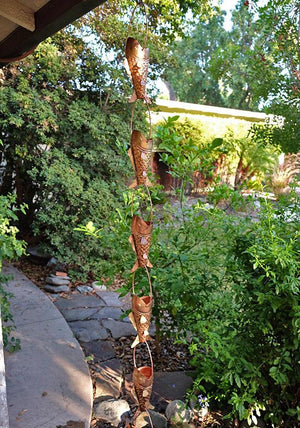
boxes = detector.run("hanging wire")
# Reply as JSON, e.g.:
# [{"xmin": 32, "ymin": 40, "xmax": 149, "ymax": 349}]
[
  {"xmin": 131, "ymin": 266, "xmax": 153, "ymax": 297},
  {"xmin": 144, "ymin": 265, "xmax": 153, "ymax": 297},
  {"xmin": 126, "ymin": 0, "xmax": 149, "ymax": 48}
]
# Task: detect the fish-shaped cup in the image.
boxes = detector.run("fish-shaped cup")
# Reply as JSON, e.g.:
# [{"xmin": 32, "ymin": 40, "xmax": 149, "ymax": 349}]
[
  {"xmin": 125, "ymin": 37, "xmax": 150, "ymax": 103},
  {"xmin": 128, "ymin": 130, "xmax": 153, "ymax": 188},
  {"xmin": 133, "ymin": 365, "xmax": 153, "ymax": 411},
  {"xmin": 129, "ymin": 294, "xmax": 153, "ymax": 348},
  {"xmin": 129, "ymin": 215, "xmax": 153, "ymax": 272}
]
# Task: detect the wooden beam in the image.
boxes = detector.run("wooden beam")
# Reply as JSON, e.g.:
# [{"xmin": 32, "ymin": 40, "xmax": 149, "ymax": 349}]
[
  {"xmin": 0, "ymin": 0, "xmax": 35, "ymax": 32},
  {"xmin": 0, "ymin": 0, "xmax": 106, "ymax": 66}
]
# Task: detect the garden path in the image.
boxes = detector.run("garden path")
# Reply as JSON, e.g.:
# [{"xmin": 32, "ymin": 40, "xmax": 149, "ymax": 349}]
[
  {"xmin": 2, "ymin": 263, "xmax": 194, "ymax": 428},
  {"xmin": 2, "ymin": 262, "xmax": 92, "ymax": 428}
]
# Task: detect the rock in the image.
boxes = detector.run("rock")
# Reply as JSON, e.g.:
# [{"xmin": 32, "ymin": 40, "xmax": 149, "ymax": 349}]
[
  {"xmin": 56, "ymin": 422, "xmax": 85, "ymax": 428},
  {"xmin": 47, "ymin": 293, "xmax": 60, "ymax": 300},
  {"xmin": 68, "ymin": 320, "xmax": 109, "ymax": 342},
  {"xmin": 189, "ymin": 396, "xmax": 209, "ymax": 421},
  {"xmin": 50, "ymin": 272, "xmax": 71, "ymax": 280},
  {"xmin": 26, "ymin": 245, "xmax": 51, "ymax": 265},
  {"xmin": 97, "ymin": 307, "xmax": 123, "ymax": 320},
  {"xmin": 94, "ymin": 359, "xmax": 123, "ymax": 399},
  {"xmin": 135, "ymin": 410, "xmax": 168, "ymax": 428},
  {"xmin": 92, "ymin": 281, "xmax": 107, "ymax": 291},
  {"xmin": 44, "ymin": 284, "xmax": 69, "ymax": 293},
  {"xmin": 94, "ymin": 399, "xmax": 130, "ymax": 426},
  {"xmin": 166, "ymin": 400, "xmax": 191, "ymax": 424},
  {"xmin": 46, "ymin": 257, "xmax": 58, "ymax": 267},
  {"xmin": 95, "ymin": 291, "xmax": 123, "ymax": 307},
  {"xmin": 152, "ymin": 372, "xmax": 194, "ymax": 406},
  {"xmin": 81, "ymin": 340, "xmax": 115, "ymax": 362},
  {"xmin": 61, "ymin": 307, "xmax": 100, "ymax": 322},
  {"xmin": 102, "ymin": 319, "xmax": 136, "ymax": 339},
  {"xmin": 46, "ymin": 276, "xmax": 70, "ymax": 286},
  {"xmin": 76, "ymin": 285, "xmax": 93, "ymax": 293},
  {"xmin": 54, "ymin": 294, "xmax": 102, "ymax": 311}
]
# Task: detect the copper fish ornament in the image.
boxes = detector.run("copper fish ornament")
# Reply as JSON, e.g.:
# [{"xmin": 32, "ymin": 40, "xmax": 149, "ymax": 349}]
[
  {"xmin": 129, "ymin": 215, "xmax": 153, "ymax": 272},
  {"xmin": 133, "ymin": 365, "xmax": 153, "ymax": 411},
  {"xmin": 125, "ymin": 37, "xmax": 150, "ymax": 103},
  {"xmin": 128, "ymin": 130, "xmax": 153, "ymax": 188},
  {"xmin": 129, "ymin": 294, "xmax": 153, "ymax": 348}
]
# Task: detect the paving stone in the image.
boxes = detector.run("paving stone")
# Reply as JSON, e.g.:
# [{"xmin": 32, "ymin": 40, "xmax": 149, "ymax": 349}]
[
  {"xmin": 62, "ymin": 307, "xmax": 100, "ymax": 322},
  {"xmin": 94, "ymin": 359, "xmax": 123, "ymax": 399},
  {"xmin": 96, "ymin": 307, "xmax": 123, "ymax": 320},
  {"xmin": 46, "ymin": 276, "xmax": 70, "ymax": 286},
  {"xmin": 152, "ymin": 372, "xmax": 194, "ymax": 406},
  {"xmin": 44, "ymin": 284, "xmax": 69, "ymax": 293},
  {"xmin": 95, "ymin": 291, "xmax": 123, "ymax": 307},
  {"xmin": 54, "ymin": 294, "xmax": 103, "ymax": 311},
  {"xmin": 94, "ymin": 399, "xmax": 130, "ymax": 427},
  {"xmin": 135, "ymin": 410, "xmax": 168, "ymax": 428},
  {"xmin": 102, "ymin": 319, "xmax": 136, "ymax": 339},
  {"xmin": 68, "ymin": 320, "xmax": 109, "ymax": 342},
  {"xmin": 81, "ymin": 340, "xmax": 115, "ymax": 362}
]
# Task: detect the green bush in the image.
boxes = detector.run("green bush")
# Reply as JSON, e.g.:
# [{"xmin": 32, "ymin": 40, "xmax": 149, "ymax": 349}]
[
  {"xmin": 0, "ymin": 35, "xmax": 148, "ymax": 279},
  {"xmin": 0, "ymin": 194, "xmax": 26, "ymax": 350},
  {"xmin": 149, "ymin": 190, "xmax": 300, "ymax": 427}
]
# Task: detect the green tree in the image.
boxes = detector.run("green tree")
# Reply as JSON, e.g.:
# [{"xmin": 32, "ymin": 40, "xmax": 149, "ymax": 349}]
[
  {"xmin": 164, "ymin": 13, "xmax": 228, "ymax": 105},
  {"xmin": 0, "ymin": 0, "xmax": 217, "ymax": 274}
]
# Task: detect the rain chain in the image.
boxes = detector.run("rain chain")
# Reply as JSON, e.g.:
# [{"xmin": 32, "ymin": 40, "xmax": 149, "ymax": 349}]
[{"xmin": 124, "ymin": 2, "xmax": 155, "ymax": 426}]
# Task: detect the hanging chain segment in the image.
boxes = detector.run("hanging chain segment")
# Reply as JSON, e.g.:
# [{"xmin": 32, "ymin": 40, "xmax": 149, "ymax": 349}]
[{"xmin": 124, "ymin": 2, "xmax": 155, "ymax": 425}]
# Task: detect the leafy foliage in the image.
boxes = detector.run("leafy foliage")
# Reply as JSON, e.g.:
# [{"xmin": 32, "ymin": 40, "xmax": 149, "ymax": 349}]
[
  {"xmin": 149, "ymin": 190, "xmax": 300, "ymax": 426},
  {"xmin": 0, "ymin": 194, "xmax": 26, "ymax": 350},
  {"xmin": 0, "ymin": 33, "xmax": 149, "ymax": 277}
]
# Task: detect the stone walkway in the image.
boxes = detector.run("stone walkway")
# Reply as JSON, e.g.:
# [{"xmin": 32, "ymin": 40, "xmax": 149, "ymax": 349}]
[
  {"xmin": 3, "ymin": 263, "xmax": 194, "ymax": 428},
  {"xmin": 3, "ymin": 263, "xmax": 93, "ymax": 428},
  {"xmin": 52, "ymin": 288, "xmax": 194, "ymax": 427}
]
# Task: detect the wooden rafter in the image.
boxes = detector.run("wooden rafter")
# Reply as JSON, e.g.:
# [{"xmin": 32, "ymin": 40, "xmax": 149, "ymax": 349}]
[{"xmin": 0, "ymin": 0, "xmax": 35, "ymax": 32}]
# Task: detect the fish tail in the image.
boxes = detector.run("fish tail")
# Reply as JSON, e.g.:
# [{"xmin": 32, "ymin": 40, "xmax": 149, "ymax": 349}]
[
  {"xmin": 131, "ymin": 335, "xmax": 140, "ymax": 348},
  {"xmin": 129, "ymin": 312, "xmax": 137, "ymax": 330},
  {"xmin": 128, "ymin": 147, "xmax": 135, "ymax": 168},
  {"xmin": 147, "ymin": 260, "xmax": 153, "ymax": 268},
  {"xmin": 144, "ymin": 94, "xmax": 151, "ymax": 104},
  {"xmin": 146, "ymin": 177, "xmax": 153, "ymax": 187},
  {"xmin": 130, "ymin": 260, "xmax": 139, "ymax": 273},
  {"xmin": 129, "ymin": 90, "xmax": 138, "ymax": 103},
  {"xmin": 129, "ymin": 179, "xmax": 137, "ymax": 189},
  {"xmin": 128, "ymin": 235, "xmax": 136, "ymax": 253}
]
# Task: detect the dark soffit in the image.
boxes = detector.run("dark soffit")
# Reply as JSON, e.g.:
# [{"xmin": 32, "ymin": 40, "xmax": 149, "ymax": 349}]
[{"xmin": 0, "ymin": 0, "xmax": 107, "ymax": 67}]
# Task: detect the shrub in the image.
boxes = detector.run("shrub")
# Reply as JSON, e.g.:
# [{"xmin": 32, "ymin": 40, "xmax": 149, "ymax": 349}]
[
  {"xmin": 0, "ymin": 194, "xmax": 26, "ymax": 350},
  {"xmin": 149, "ymin": 190, "xmax": 300, "ymax": 427}
]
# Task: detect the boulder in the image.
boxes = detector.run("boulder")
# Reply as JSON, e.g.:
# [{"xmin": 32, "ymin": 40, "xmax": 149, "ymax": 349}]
[
  {"xmin": 94, "ymin": 399, "xmax": 130, "ymax": 427},
  {"xmin": 166, "ymin": 400, "xmax": 191, "ymax": 425},
  {"xmin": 135, "ymin": 410, "xmax": 168, "ymax": 428},
  {"xmin": 44, "ymin": 284, "xmax": 69, "ymax": 293}
]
